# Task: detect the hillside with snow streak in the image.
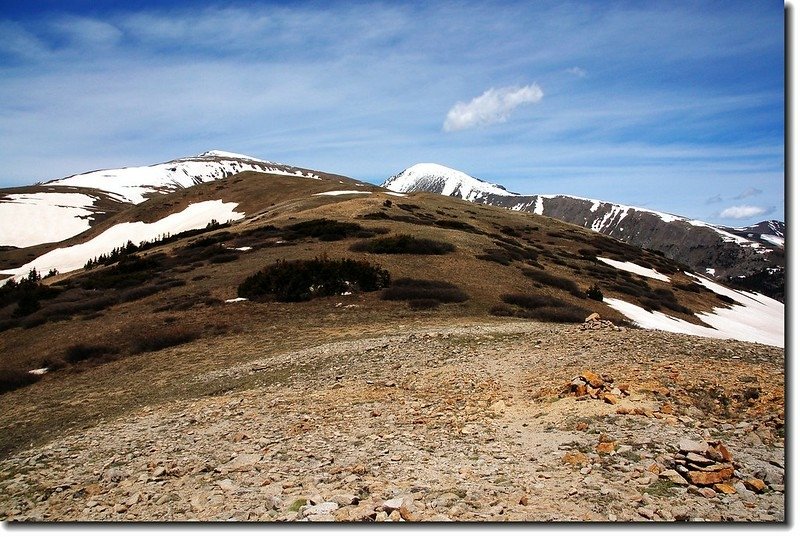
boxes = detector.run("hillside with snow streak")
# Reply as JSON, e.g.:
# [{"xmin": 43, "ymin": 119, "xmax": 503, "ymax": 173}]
[{"xmin": 0, "ymin": 200, "xmax": 244, "ymax": 283}]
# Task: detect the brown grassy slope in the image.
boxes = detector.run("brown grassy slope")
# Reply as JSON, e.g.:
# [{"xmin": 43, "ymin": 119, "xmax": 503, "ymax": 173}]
[{"xmin": 0, "ymin": 171, "xmax": 748, "ymax": 457}]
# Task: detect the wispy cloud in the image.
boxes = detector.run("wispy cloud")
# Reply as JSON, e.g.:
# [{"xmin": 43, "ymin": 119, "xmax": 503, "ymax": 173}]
[
  {"xmin": 566, "ymin": 66, "xmax": 587, "ymax": 77},
  {"xmin": 705, "ymin": 194, "xmax": 722, "ymax": 204},
  {"xmin": 733, "ymin": 187, "xmax": 763, "ymax": 200},
  {"xmin": 719, "ymin": 205, "xmax": 770, "ymax": 219},
  {"xmin": 443, "ymin": 84, "xmax": 543, "ymax": 132}
]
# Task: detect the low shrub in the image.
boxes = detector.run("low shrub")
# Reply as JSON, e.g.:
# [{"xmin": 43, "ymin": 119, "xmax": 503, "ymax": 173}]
[
  {"xmin": 523, "ymin": 306, "xmax": 590, "ymax": 323},
  {"xmin": 501, "ymin": 293, "xmax": 567, "ymax": 309},
  {"xmin": 283, "ymin": 219, "xmax": 367, "ymax": 241},
  {"xmin": 586, "ymin": 283, "xmax": 604, "ymax": 301},
  {"xmin": 434, "ymin": 219, "xmax": 483, "ymax": 234},
  {"xmin": 521, "ymin": 268, "xmax": 583, "ymax": 297},
  {"xmin": 64, "ymin": 344, "xmax": 119, "ymax": 364},
  {"xmin": 209, "ymin": 252, "xmax": 240, "ymax": 264},
  {"xmin": 238, "ymin": 257, "xmax": 390, "ymax": 302},
  {"xmin": 131, "ymin": 327, "xmax": 200, "ymax": 354},
  {"xmin": 0, "ymin": 368, "xmax": 40, "ymax": 395},
  {"xmin": 489, "ymin": 304, "xmax": 517, "ymax": 317},
  {"xmin": 476, "ymin": 249, "xmax": 513, "ymax": 266},
  {"xmin": 350, "ymin": 235, "xmax": 455, "ymax": 255}
]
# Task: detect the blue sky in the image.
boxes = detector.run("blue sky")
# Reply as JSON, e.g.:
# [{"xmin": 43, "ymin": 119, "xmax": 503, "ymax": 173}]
[{"xmin": 0, "ymin": 0, "xmax": 785, "ymax": 226}]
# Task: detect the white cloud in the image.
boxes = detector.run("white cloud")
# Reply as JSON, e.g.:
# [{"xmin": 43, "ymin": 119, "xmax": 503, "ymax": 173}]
[
  {"xmin": 443, "ymin": 84, "xmax": 543, "ymax": 132},
  {"xmin": 566, "ymin": 66, "xmax": 587, "ymax": 77},
  {"xmin": 719, "ymin": 205, "xmax": 769, "ymax": 219}
]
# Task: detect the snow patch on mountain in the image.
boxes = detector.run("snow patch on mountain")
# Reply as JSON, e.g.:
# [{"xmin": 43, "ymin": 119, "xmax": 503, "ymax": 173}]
[
  {"xmin": 0, "ymin": 200, "xmax": 244, "ymax": 282},
  {"xmin": 313, "ymin": 190, "xmax": 371, "ymax": 196},
  {"xmin": 604, "ymin": 272, "xmax": 783, "ymax": 348},
  {"xmin": 760, "ymin": 235, "xmax": 784, "ymax": 247},
  {"xmin": 597, "ymin": 257, "xmax": 671, "ymax": 282},
  {"xmin": 0, "ymin": 192, "xmax": 99, "ymax": 247},
  {"xmin": 46, "ymin": 152, "xmax": 320, "ymax": 204}
]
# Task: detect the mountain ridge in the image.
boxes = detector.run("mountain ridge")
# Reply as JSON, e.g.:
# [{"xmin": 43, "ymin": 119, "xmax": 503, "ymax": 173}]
[{"xmin": 382, "ymin": 163, "xmax": 784, "ymax": 300}]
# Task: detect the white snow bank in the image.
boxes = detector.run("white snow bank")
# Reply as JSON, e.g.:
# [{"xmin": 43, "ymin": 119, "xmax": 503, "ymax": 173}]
[
  {"xmin": 198, "ymin": 150, "xmax": 264, "ymax": 160},
  {"xmin": 760, "ymin": 234, "xmax": 784, "ymax": 247},
  {"xmin": 313, "ymin": 190, "xmax": 371, "ymax": 196},
  {"xmin": 1, "ymin": 200, "xmax": 244, "ymax": 281},
  {"xmin": 28, "ymin": 368, "xmax": 49, "ymax": 375},
  {"xmin": 384, "ymin": 192, "xmax": 407, "ymax": 197},
  {"xmin": 225, "ymin": 297, "xmax": 249, "ymax": 303},
  {"xmin": 0, "ymin": 193, "xmax": 99, "ymax": 247},
  {"xmin": 604, "ymin": 273, "xmax": 783, "ymax": 347},
  {"xmin": 597, "ymin": 257, "xmax": 671, "ymax": 282}
]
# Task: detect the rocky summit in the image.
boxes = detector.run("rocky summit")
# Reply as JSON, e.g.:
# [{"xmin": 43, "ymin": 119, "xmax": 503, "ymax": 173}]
[{"xmin": 0, "ymin": 322, "xmax": 783, "ymax": 522}]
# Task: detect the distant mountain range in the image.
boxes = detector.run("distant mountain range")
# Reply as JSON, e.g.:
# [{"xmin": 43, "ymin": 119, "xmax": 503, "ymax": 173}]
[{"xmin": 383, "ymin": 163, "xmax": 784, "ymax": 301}]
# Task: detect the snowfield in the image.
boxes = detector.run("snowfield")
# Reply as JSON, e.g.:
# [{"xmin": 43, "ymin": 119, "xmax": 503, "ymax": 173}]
[
  {"xmin": 597, "ymin": 257, "xmax": 671, "ymax": 282},
  {"xmin": 0, "ymin": 192, "xmax": 99, "ymax": 247},
  {"xmin": 604, "ymin": 273, "xmax": 783, "ymax": 348},
  {"xmin": 0, "ymin": 200, "xmax": 244, "ymax": 282},
  {"xmin": 313, "ymin": 190, "xmax": 371, "ymax": 196},
  {"xmin": 47, "ymin": 152, "xmax": 320, "ymax": 204}
]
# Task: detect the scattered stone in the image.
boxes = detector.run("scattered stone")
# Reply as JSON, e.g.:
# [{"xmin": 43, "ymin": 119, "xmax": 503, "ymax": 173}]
[
  {"xmin": 713, "ymin": 483, "xmax": 737, "ymax": 495},
  {"xmin": 602, "ymin": 393, "xmax": 618, "ymax": 405},
  {"xmin": 596, "ymin": 442, "xmax": 616, "ymax": 455},
  {"xmin": 562, "ymin": 451, "xmax": 589, "ymax": 467},
  {"xmin": 744, "ymin": 478, "xmax": 767, "ymax": 494}
]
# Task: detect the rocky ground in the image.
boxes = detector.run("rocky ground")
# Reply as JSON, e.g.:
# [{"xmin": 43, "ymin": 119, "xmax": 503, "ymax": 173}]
[{"xmin": 0, "ymin": 320, "xmax": 785, "ymax": 522}]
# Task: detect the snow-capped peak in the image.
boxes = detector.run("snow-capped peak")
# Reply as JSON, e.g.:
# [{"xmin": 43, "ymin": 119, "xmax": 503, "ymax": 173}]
[
  {"xmin": 382, "ymin": 163, "xmax": 517, "ymax": 202},
  {"xmin": 44, "ymin": 152, "xmax": 320, "ymax": 204},
  {"xmin": 195, "ymin": 150, "xmax": 268, "ymax": 161}
]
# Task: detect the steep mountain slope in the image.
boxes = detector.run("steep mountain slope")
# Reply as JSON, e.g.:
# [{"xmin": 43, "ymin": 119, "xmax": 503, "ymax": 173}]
[{"xmin": 383, "ymin": 164, "xmax": 784, "ymax": 300}]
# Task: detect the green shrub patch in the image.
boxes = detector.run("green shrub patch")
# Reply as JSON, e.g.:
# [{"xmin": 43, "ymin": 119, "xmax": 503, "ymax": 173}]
[
  {"xmin": 350, "ymin": 235, "xmax": 455, "ymax": 255},
  {"xmin": 238, "ymin": 257, "xmax": 390, "ymax": 302}
]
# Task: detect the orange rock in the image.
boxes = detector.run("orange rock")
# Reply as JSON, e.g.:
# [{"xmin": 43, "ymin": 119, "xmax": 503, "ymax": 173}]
[
  {"xmin": 713, "ymin": 483, "xmax": 737, "ymax": 494},
  {"xmin": 596, "ymin": 442, "xmax": 616, "ymax": 455},
  {"xmin": 602, "ymin": 393, "xmax": 618, "ymax": 405},
  {"xmin": 581, "ymin": 371, "xmax": 605, "ymax": 388},
  {"xmin": 659, "ymin": 403, "xmax": 674, "ymax": 414},
  {"xmin": 708, "ymin": 441, "xmax": 733, "ymax": 462},
  {"xmin": 576, "ymin": 421, "xmax": 589, "ymax": 432},
  {"xmin": 574, "ymin": 384, "xmax": 588, "ymax": 397},
  {"xmin": 687, "ymin": 467, "xmax": 734, "ymax": 486},
  {"xmin": 587, "ymin": 387, "xmax": 601, "ymax": 399},
  {"xmin": 615, "ymin": 407, "xmax": 631, "ymax": 415},
  {"xmin": 518, "ymin": 495, "xmax": 529, "ymax": 506},
  {"xmin": 562, "ymin": 451, "xmax": 589, "ymax": 466},
  {"xmin": 744, "ymin": 478, "xmax": 767, "ymax": 493},
  {"xmin": 647, "ymin": 463, "xmax": 663, "ymax": 474}
]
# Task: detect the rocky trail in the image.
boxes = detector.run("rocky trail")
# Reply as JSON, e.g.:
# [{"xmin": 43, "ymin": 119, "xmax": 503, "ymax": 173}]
[{"xmin": 0, "ymin": 320, "xmax": 784, "ymax": 522}]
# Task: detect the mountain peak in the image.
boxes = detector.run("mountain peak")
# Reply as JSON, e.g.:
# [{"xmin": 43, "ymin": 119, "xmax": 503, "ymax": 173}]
[{"xmin": 383, "ymin": 162, "xmax": 518, "ymax": 202}]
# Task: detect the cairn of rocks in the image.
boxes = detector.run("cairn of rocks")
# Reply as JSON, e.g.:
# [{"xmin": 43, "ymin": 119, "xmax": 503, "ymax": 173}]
[
  {"xmin": 580, "ymin": 313, "xmax": 621, "ymax": 331},
  {"xmin": 670, "ymin": 439, "xmax": 735, "ymax": 488},
  {"xmin": 562, "ymin": 370, "xmax": 629, "ymax": 405}
]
